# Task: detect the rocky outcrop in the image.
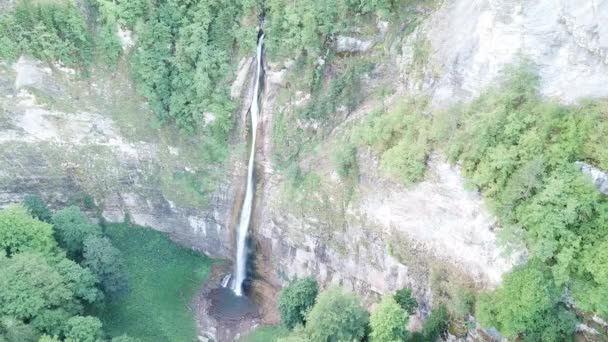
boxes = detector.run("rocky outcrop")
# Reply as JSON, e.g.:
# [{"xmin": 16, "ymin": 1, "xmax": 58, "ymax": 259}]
[
  {"xmin": 576, "ymin": 161, "xmax": 608, "ymax": 195},
  {"xmin": 401, "ymin": 0, "xmax": 608, "ymax": 108},
  {"xmin": 334, "ymin": 36, "xmax": 373, "ymax": 54}
]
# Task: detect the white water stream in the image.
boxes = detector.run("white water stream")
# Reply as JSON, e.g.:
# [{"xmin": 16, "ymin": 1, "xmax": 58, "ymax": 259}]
[{"xmin": 232, "ymin": 33, "xmax": 264, "ymax": 296}]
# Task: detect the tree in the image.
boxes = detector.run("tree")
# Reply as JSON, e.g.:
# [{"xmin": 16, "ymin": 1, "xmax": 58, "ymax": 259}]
[
  {"xmin": 475, "ymin": 262, "xmax": 573, "ymax": 339},
  {"xmin": 369, "ymin": 296, "xmax": 409, "ymax": 342},
  {"xmin": 0, "ymin": 206, "xmax": 57, "ymax": 257},
  {"xmin": 63, "ymin": 316, "xmax": 103, "ymax": 342},
  {"xmin": 82, "ymin": 236, "xmax": 128, "ymax": 298},
  {"xmin": 38, "ymin": 335, "xmax": 61, "ymax": 342},
  {"xmin": 279, "ymin": 277, "xmax": 319, "ymax": 329},
  {"xmin": 305, "ymin": 287, "xmax": 369, "ymax": 342},
  {"xmin": 0, "ymin": 316, "xmax": 38, "ymax": 342},
  {"xmin": 54, "ymin": 259, "xmax": 103, "ymax": 305},
  {"xmin": 22, "ymin": 195, "xmax": 51, "ymax": 223},
  {"xmin": 51, "ymin": 206, "xmax": 101, "ymax": 257},
  {"xmin": 0, "ymin": 253, "xmax": 73, "ymax": 321},
  {"xmin": 393, "ymin": 288, "xmax": 417, "ymax": 315}
]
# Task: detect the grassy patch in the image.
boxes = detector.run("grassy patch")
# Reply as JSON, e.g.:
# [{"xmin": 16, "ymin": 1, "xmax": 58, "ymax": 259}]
[
  {"xmin": 94, "ymin": 223, "xmax": 214, "ymax": 342},
  {"xmin": 238, "ymin": 325, "xmax": 289, "ymax": 342}
]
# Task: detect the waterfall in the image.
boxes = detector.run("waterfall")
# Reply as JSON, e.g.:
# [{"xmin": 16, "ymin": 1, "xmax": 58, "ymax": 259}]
[{"xmin": 232, "ymin": 33, "xmax": 264, "ymax": 296}]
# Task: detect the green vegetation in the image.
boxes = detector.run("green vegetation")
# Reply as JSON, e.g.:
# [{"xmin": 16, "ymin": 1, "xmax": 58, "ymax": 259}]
[
  {"xmin": 369, "ymin": 296, "xmax": 409, "ymax": 342},
  {"xmin": 279, "ymin": 277, "xmax": 319, "ymax": 329},
  {"xmin": 0, "ymin": 204, "xmax": 132, "ymax": 341},
  {"xmin": 476, "ymin": 262, "xmax": 576, "ymax": 341},
  {"xmin": 238, "ymin": 325, "xmax": 289, "ymax": 342},
  {"xmin": 393, "ymin": 288, "xmax": 417, "ymax": 315},
  {"xmin": 0, "ymin": 0, "xmax": 92, "ymax": 65},
  {"xmin": 304, "ymin": 287, "xmax": 369, "ymax": 342},
  {"xmin": 23, "ymin": 195, "xmax": 52, "ymax": 223},
  {"xmin": 83, "ymin": 236, "xmax": 128, "ymax": 299},
  {"xmin": 95, "ymin": 223, "xmax": 213, "ymax": 341},
  {"xmin": 352, "ymin": 99, "xmax": 431, "ymax": 184},
  {"xmin": 52, "ymin": 206, "xmax": 102, "ymax": 258}
]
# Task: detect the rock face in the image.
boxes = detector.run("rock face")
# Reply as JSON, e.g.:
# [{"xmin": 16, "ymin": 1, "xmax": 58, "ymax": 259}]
[
  {"xmin": 0, "ymin": 56, "xmax": 255, "ymax": 259},
  {"xmin": 403, "ymin": 0, "xmax": 608, "ymax": 108},
  {"xmin": 576, "ymin": 161, "xmax": 608, "ymax": 195}
]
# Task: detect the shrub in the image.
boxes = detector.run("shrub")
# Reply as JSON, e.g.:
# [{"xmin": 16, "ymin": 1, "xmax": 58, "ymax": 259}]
[
  {"xmin": 393, "ymin": 288, "xmax": 417, "ymax": 315},
  {"xmin": 278, "ymin": 278, "xmax": 319, "ymax": 329},
  {"xmin": 369, "ymin": 296, "xmax": 409, "ymax": 342},
  {"xmin": 305, "ymin": 287, "xmax": 369, "ymax": 341}
]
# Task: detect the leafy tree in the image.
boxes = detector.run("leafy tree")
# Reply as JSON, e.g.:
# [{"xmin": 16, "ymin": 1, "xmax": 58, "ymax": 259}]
[
  {"xmin": 305, "ymin": 287, "xmax": 369, "ymax": 342},
  {"xmin": 54, "ymin": 259, "xmax": 103, "ymax": 305},
  {"xmin": 393, "ymin": 288, "xmax": 417, "ymax": 315},
  {"xmin": 369, "ymin": 296, "xmax": 409, "ymax": 342},
  {"xmin": 38, "ymin": 335, "xmax": 61, "ymax": 342},
  {"xmin": 63, "ymin": 316, "xmax": 103, "ymax": 342},
  {"xmin": 82, "ymin": 236, "xmax": 128, "ymax": 298},
  {"xmin": 0, "ymin": 253, "xmax": 73, "ymax": 321},
  {"xmin": 475, "ymin": 262, "xmax": 575, "ymax": 339},
  {"xmin": 52, "ymin": 206, "xmax": 101, "ymax": 257},
  {"xmin": 0, "ymin": 316, "xmax": 38, "ymax": 342},
  {"xmin": 279, "ymin": 277, "xmax": 319, "ymax": 329},
  {"xmin": 22, "ymin": 195, "xmax": 51, "ymax": 223},
  {"xmin": 31, "ymin": 309, "xmax": 71, "ymax": 337},
  {"xmin": 0, "ymin": 206, "xmax": 57, "ymax": 257}
]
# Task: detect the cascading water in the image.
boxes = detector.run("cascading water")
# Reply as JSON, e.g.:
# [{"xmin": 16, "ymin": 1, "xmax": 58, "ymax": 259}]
[{"xmin": 232, "ymin": 33, "xmax": 264, "ymax": 296}]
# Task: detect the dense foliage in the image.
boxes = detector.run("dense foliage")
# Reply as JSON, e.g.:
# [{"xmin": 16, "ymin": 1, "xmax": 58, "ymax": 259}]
[
  {"xmin": 303, "ymin": 287, "xmax": 369, "ymax": 341},
  {"xmin": 0, "ymin": 0, "xmax": 92, "ymax": 65},
  {"xmin": 278, "ymin": 277, "xmax": 319, "ymax": 329},
  {"xmin": 52, "ymin": 206, "xmax": 102, "ymax": 258},
  {"xmin": 476, "ymin": 262, "xmax": 576, "ymax": 340},
  {"xmin": 439, "ymin": 64, "xmax": 608, "ymax": 329},
  {"xmin": 369, "ymin": 296, "xmax": 409, "ymax": 342},
  {"xmin": 0, "ymin": 202, "xmax": 132, "ymax": 342},
  {"xmin": 393, "ymin": 288, "xmax": 417, "ymax": 315}
]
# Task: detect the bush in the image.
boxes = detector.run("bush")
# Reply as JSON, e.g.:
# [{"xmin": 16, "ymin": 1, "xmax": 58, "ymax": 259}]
[
  {"xmin": 278, "ymin": 277, "xmax": 319, "ymax": 329},
  {"xmin": 22, "ymin": 195, "xmax": 51, "ymax": 223},
  {"xmin": 393, "ymin": 288, "xmax": 417, "ymax": 315},
  {"xmin": 51, "ymin": 207, "xmax": 101, "ymax": 258},
  {"xmin": 305, "ymin": 287, "xmax": 369, "ymax": 341},
  {"xmin": 369, "ymin": 296, "xmax": 409, "ymax": 342}
]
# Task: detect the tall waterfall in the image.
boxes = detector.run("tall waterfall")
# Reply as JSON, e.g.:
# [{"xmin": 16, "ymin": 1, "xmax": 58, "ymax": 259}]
[{"xmin": 232, "ymin": 33, "xmax": 264, "ymax": 296}]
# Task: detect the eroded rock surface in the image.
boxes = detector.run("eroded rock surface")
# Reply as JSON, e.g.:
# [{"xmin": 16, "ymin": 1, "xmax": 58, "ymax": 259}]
[{"xmin": 404, "ymin": 0, "xmax": 608, "ymax": 108}]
